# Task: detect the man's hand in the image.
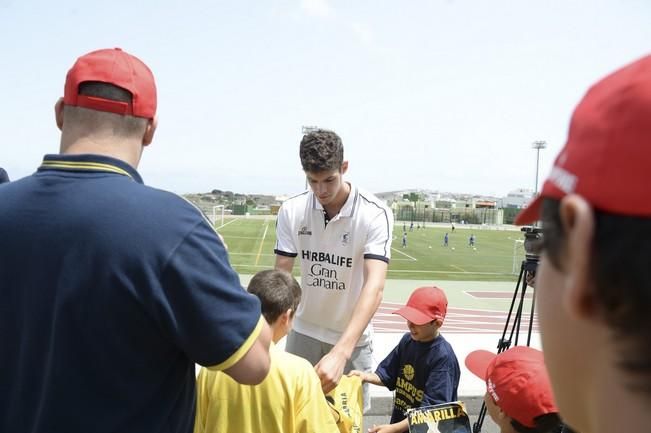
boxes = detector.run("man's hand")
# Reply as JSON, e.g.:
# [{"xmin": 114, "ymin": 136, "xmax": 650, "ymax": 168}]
[{"xmin": 315, "ymin": 350, "xmax": 348, "ymax": 393}]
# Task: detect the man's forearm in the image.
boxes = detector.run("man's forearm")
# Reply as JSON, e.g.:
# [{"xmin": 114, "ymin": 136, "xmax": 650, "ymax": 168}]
[
  {"xmin": 333, "ymin": 283, "xmax": 382, "ymax": 358},
  {"xmin": 274, "ymin": 255, "xmax": 295, "ymax": 273},
  {"xmin": 332, "ymin": 260, "xmax": 387, "ymax": 358}
]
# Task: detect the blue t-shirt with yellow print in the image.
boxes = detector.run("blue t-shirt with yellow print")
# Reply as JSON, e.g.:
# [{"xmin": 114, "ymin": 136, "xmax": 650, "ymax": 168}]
[{"xmin": 375, "ymin": 333, "xmax": 460, "ymax": 423}]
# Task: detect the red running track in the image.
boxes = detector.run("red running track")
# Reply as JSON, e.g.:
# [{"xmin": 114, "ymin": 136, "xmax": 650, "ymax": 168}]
[{"xmin": 373, "ymin": 301, "xmax": 539, "ymax": 334}]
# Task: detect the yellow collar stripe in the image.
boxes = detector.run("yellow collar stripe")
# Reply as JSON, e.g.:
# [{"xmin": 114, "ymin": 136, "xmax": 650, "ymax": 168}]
[{"xmin": 41, "ymin": 160, "xmax": 132, "ymax": 179}]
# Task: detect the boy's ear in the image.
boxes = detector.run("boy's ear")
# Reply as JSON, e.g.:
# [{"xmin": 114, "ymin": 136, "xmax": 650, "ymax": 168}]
[
  {"xmin": 434, "ymin": 318, "xmax": 444, "ymax": 327},
  {"xmin": 280, "ymin": 308, "xmax": 293, "ymax": 326},
  {"xmin": 558, "ymin": 194, "xmax": 599, "ymax": 320}
]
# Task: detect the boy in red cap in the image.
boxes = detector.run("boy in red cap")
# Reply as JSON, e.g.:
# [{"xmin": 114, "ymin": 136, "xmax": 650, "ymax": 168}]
[
  {"xmin": 350, "ymin": 286, "xmax": 460, "ymax": 433},
  {"xmin": 514, "ymin": 54, "xmax": 651, "ymax": 433},
  {"xmin": 465, "ymin": 347, "xmax": 565, "ymax": 433}
]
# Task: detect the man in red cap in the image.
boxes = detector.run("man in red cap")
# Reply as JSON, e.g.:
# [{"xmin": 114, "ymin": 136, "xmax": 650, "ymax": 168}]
[
  {"xmin": 0, "ymin": 48, "xmax": 271, "ymax": 433},
  {"xmin": 350, "ymin": 286, "xmax": 460, "ymax": 433},
  {"xmin": 465, "ymin": 347, "xmax": 565, "ymax": 433},
  {"xmin": 515, "ymin": 54, "xmax": 651, "ymax": 433}
]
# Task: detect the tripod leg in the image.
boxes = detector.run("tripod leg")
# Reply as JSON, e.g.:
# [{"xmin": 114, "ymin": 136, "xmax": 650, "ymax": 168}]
[
  {"xmin": 513, "ymin": 277, "xmax": 529, "ymax": 347},
  {"xmin": 475, "ymin": 261, "xmax": 529, "ymax": 433},
  {"xmin": 507, "ymin": 261, "xmax": 528, "ymax": 348},
  {"xmin": 498, "ymin": 261, "xmax": 526, "ymax": 352},
  {"xmin": 473, "ymin": 403, "xmax": 487, "ymax": 433},
  {"xmin": 527, "ymin": 281, "xmax": 536, "ymax": 347}
]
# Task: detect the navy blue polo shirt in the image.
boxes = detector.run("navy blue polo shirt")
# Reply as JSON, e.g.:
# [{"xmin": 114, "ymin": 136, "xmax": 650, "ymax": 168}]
[
  {"xmin": 0, "ymin": 154, "xmax": 263, "ymax": 433},
  {"xmin": 376, "ymin": 333, "xmax": 460, "ymax": 424}
]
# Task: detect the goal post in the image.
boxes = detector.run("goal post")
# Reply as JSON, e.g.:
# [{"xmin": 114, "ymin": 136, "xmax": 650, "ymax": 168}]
[{"xmin": 212, "ymin": 205, "xmax": 225, "ymax": 227}]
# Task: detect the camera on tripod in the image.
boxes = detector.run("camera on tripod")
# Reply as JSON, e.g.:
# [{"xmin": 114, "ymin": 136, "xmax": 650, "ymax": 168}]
[
  {"xmin": 473, "ymin": 225, "xmax": 543, "ymax": 433},
  {"xmin": 521, "ymin": 226, "xmax": 542, "ymax": 272}
]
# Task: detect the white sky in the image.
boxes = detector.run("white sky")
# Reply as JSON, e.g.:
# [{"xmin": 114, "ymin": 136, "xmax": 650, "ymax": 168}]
[{"xmin": 1, "ymin": 0, "xmax": 650, "ymax": 196}]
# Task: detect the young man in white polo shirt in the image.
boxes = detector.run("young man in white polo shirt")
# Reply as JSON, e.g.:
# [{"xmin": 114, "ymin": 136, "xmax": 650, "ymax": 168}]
[{"xmin": 275, "ymin": 129, "xmax": 393, "ymax": 411}]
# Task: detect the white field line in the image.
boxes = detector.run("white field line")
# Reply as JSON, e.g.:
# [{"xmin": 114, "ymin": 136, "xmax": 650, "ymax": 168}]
[
  {"xmin": 229, "ymin": 252, "xmax": 413, "ymax": 263},
  {"xmin": 381, "ymin": 301, "xmax": 524, "ymax": 314},
  {"xmin": 230, "ymin": 263, "xmax": 272, "ymax": 269},
  {"xmin": 390, "ymin": 247, "xmax": 418, "ymax": 261},
  {"xmin": 223, "ymin": 235, "xmax": 268, "ymax": 240},
  {"xmin": 387, "ymin": 269, "xmax": 510, "ymax": 275},
  {"xmin": 254, "ymin": 222, "xmax": 269, "ymax": 266},
  {"xmin": 229, "ymin": 252, "xmax": 274, "ymax": 256},
  {"xmin": 216, "ymin": 218, "xmax": 239, "ymax": 230}
]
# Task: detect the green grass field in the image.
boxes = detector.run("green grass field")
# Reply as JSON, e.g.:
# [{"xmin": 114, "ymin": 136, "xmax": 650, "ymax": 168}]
[{"xmin": 217, "ymin": 216, "xmax": 526, "ymax": 282}]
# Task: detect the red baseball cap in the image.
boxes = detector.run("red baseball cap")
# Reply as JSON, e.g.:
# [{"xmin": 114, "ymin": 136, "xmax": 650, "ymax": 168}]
[
  {"xmin": 64, "ymin": 48, "xmax": 157, "ymax": 119},
  {"xmin": 465, "ymin": 346, "xmax": 558, "ymax": 428},
  {"xmin": 393, "ymin": 286, "xmax": 447, "ymax": 325},
  {"xmin": 516, "ymin": 54, "xmax": 651, "ymax": 225}
]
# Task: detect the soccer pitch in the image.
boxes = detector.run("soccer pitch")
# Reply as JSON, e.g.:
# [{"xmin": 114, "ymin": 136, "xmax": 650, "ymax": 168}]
[{"xmin": 217, "ymin": 216, "xmax": 525, "ymax": 282}]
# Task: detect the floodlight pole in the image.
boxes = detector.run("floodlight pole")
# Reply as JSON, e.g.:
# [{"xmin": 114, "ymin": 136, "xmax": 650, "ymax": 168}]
[{"xmin": 532, "ymin": 140, "xmax": 547, "ymax": 194}]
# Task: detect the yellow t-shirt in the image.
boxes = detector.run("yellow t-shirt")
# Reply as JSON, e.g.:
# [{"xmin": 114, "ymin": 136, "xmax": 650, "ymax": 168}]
[{"xmin": 195, "ymin": 343, "xmax": 339, "ymax": 433}]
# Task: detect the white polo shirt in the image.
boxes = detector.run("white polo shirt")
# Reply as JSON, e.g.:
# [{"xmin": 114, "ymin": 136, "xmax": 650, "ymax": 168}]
[{"xmin": 274, "ymin": 184, "xmax": 394, "ymax": 346}]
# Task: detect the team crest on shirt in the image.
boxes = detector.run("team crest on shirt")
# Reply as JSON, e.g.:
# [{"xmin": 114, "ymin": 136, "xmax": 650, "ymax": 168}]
[
  {"xmin": 341, "ymin": 232, "xmax": 350, "ymax": 246},
  {"xmin": 402, "ymin": 364, "xmax": 415, "ymax": 380},
  {"xmin": 298, "ymin": 226, "xmax": 312, "ymax": 236}
]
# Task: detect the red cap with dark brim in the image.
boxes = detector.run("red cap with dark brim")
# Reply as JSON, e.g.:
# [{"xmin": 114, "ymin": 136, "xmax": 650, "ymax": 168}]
[
  {"xmin": 392, "ymin": 286, "xmax": 447, "ymax": 326},
  {"xmin": 464, "ymin": 349, "xmax": 495, "ymax": 380},
  {"xmin": 465, "ymin": 347, "xmax": 558, "ymax": 428},
  {"xmin": 64, "ymin": 48, "xmax": 157, "ymax": 119}
]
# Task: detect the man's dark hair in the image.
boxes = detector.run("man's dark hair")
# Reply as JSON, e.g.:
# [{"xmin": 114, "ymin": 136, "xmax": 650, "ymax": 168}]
[
  {"xmin": 299, "ymin": 129, "xmax": 344, "ymax": 172},
  {"xmin": 511, "ymin": 413, "xmax": 566, "ymax": 433},
  {"xmin": 541, "ymin": 198, "xmax": 651, "ymax": 395},
  {"xmin": 247, "ymin": 270, "xmax": 301, "ymax": 324},
  {"xmin": 64, "ymin": 81, "xmax": 148, "ymax": 136},
  {"xmin": 0, "ymin": 168, "xmax": 9, "ymax": 184},
  {"xmin": 78, "ymin": 81, "xmax": 133, "ymax": 103}
]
